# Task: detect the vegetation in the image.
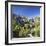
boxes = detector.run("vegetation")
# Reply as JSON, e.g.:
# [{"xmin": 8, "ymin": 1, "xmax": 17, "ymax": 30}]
[{"xmin": 12, "ymin": 14, "xmax": 40, "ymax": 38}]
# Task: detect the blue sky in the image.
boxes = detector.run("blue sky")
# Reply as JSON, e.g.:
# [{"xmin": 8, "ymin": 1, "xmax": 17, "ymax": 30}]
[{"xmin": 11, "ymin": 5, "xmax": 41, "ymax": 19}]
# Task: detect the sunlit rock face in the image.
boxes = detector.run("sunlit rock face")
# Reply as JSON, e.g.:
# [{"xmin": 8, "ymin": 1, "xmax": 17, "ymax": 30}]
[
  {"xmin": 16, "ymin": 16, "xmax": 25, "ymax": 26},
  {"xmin": 12, "ymin": 14, "xmax": 36, "ymax": 27},
  {"xmin": 12, "ymin": 14, "xmax": 26, "ymax": 26}
]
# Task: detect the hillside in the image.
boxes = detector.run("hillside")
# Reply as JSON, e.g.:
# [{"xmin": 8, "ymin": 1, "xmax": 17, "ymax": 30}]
[{"xmin": 12, "ymin": 14, "xmax": 40, "ymax": 38}]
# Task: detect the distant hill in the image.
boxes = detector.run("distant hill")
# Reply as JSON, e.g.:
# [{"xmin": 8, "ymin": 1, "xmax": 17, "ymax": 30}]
[{"xmin": 12, "ymin": 14, "xmax": 39, "ymax": 26}]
